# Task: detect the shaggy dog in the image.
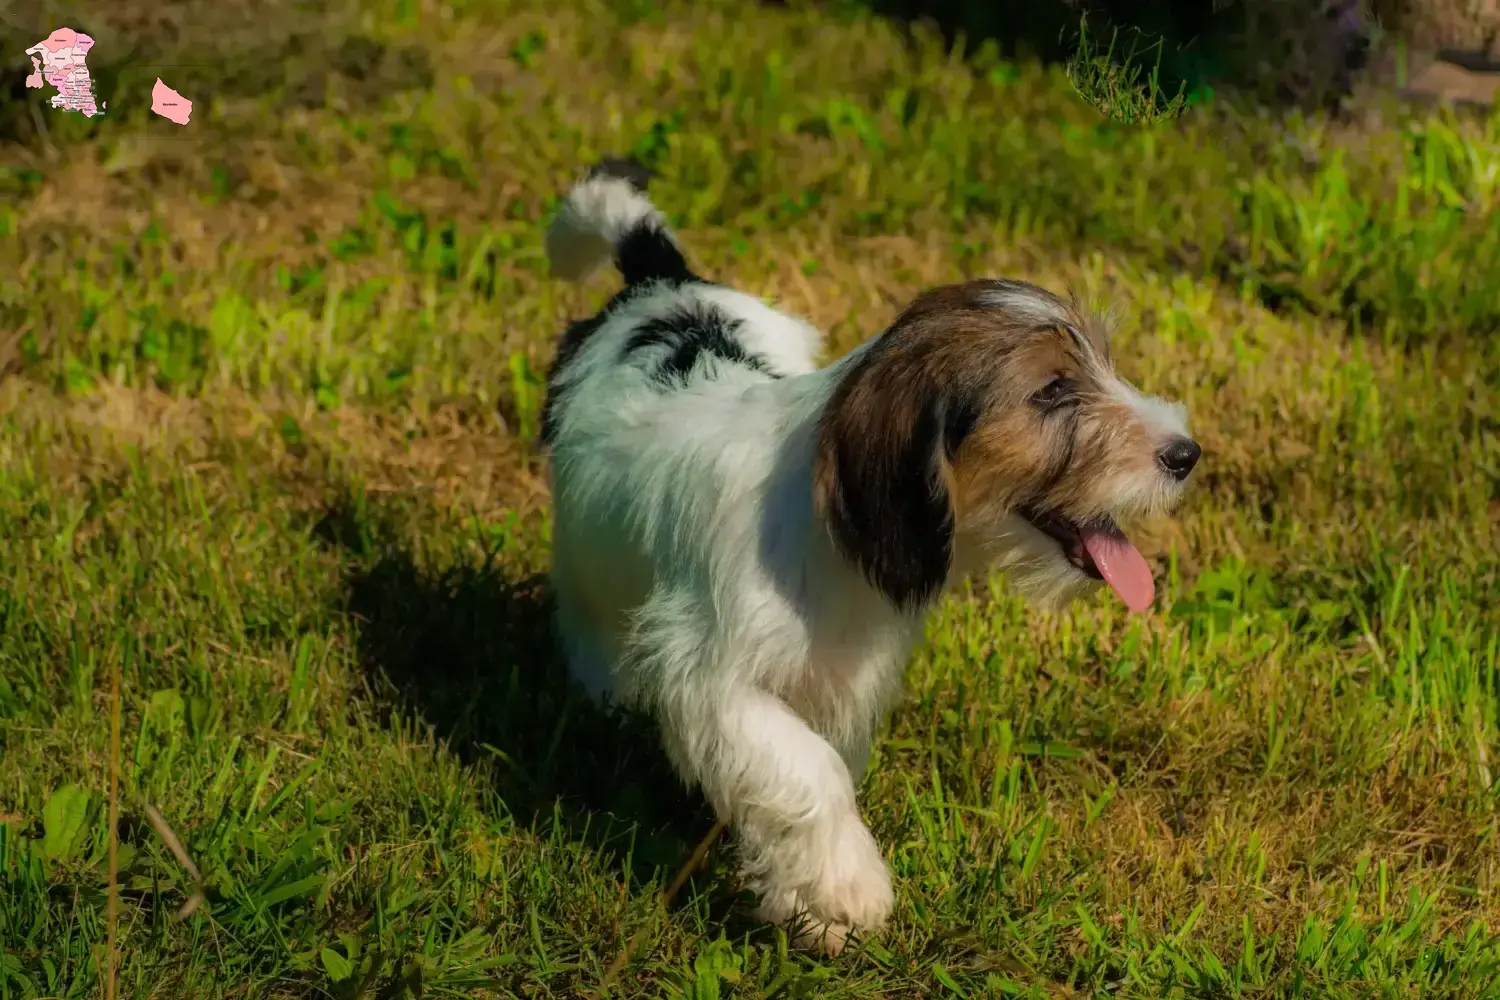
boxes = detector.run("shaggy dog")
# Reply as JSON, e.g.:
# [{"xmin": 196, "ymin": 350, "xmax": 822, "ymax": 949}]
[{"xmin": 539, "ymin": 159, "xmax": 1200, "ymax": 955}]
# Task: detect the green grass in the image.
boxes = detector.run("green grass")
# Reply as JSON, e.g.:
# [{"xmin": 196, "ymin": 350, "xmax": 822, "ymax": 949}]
[
  {"xmin": 1, "ymin": 0, "xmax": 1498, "ymax": 997},
  {"xmin": 1063, "ymin": 16, "xmax": 1191, "ymax": 125}
]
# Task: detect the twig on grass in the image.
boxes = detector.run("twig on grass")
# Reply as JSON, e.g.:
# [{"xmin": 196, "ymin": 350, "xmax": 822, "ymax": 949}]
[
  {"xmin": 142, "ymin": 802, "xmax": 208, "ymax": 921},
  {"xmin": 595, "ymin": 817, "xmax": 729, "ymax": 997},
  {"xmin": 105, "ymin": 649, "xmax": 121, "ymax": 1000}
]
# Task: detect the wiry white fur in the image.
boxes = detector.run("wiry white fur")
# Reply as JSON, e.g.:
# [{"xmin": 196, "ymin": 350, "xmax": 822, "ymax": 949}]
[
  {"xmin": 1115, "ymin": 379, "xmax": 1190, "ymax": 440},
  {"xmin": 542, "ymin": 175, "xmax": 1193, "ymax": 955},
  {"xmin": 1099, "ymin": 378, "xmax": 1195, "ymax": 522},
  {"xmin": 546, "ymin": 281, "xmax": 901, "ymax": 952}
]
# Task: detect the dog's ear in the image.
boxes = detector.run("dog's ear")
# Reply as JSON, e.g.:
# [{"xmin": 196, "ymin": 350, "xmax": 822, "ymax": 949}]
[{"xmin": 813, "ymin": 341, "xmax": 981, "ymax": 611}]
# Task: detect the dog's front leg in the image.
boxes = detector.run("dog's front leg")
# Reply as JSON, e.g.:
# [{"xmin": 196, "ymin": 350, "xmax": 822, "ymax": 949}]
[{"xmin": 660, "ymin": 686, "xmax": 894, "ymax": 956}]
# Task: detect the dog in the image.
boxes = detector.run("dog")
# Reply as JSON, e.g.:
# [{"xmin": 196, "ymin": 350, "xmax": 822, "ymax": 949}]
[{"xmin": 538, "ymin": 159, "xmax": 1200, "ymax": 955}]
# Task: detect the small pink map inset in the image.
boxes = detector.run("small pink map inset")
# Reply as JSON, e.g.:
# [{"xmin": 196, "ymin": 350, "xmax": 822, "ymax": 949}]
[
  {"xmin": 150, "ymin": 78, "xmax": 193, "ymax": 126},
  {"xmin": 23, "ymin": 27, "xmax": 105, "ymax": 117}
]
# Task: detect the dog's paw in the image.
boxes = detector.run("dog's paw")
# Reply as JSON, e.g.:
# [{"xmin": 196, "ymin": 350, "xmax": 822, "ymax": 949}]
[
  {"xmin": 807, "ymin": 818, "xmax": 894, "ymax": 931},
  {"xmin": 791, "ymin": 918, "xmax": 854, "ymax": 957},
  {"xmin": 752, "ymin": 815, "xmax": 893, "ymax": 955},
  {"xmin": 754, "ymin": 894, "xmax": 858, "ymax": 957}
]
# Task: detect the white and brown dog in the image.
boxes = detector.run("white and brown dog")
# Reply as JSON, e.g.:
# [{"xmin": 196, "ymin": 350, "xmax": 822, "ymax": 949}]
[{"xmin": 539, "ymin": 159, "xmax": 1200, "ymax": 955}]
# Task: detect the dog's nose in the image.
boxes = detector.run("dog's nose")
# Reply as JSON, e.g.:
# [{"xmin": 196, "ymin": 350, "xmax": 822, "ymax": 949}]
[{"xmin": 1158, "ymin": 438, "xmax": 1201, "ymax": 481}]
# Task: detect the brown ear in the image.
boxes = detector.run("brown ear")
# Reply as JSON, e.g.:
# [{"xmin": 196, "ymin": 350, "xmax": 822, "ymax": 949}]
[{"xmin": 813, "ymin": 343, "xmax": 981, "ymax": 611}]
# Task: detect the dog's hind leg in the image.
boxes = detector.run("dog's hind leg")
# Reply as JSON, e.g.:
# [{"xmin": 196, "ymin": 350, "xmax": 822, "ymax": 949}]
[{"xmin": 657, "ymin": 684, "xmax": 894, "ymax": 956}]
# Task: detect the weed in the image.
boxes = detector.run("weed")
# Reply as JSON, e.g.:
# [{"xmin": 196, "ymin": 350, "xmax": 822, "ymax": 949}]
[{"xmin": 1065, "ymin": 16, "xmax": 1190, "ymax": 125}]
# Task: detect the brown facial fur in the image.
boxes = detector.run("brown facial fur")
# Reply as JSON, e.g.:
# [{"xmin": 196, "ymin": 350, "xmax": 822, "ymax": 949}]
[{"xmin": 813, "ymin": 278, "xmax": 1174, "ymax": 611}]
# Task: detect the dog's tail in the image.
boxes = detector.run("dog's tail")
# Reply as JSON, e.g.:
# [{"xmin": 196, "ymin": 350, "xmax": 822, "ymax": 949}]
[{"xmin": 545, "ymin": 158, "xmax": 695, "ymax": 287}]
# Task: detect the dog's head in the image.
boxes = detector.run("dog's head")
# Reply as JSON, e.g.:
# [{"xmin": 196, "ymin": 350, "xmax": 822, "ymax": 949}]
[{"xmin": 813, "ymin": 279, "xmax": 1199, "ymax": 613}]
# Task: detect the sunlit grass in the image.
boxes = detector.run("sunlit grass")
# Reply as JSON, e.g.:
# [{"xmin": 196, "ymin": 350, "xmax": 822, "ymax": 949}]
[{"xmin": 0, "ymin": 0, "xmax": 1496, "ymax": 997}]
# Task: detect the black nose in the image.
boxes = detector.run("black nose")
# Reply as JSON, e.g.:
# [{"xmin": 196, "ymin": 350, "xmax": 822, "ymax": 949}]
[{"xmin": 1158, "ymin": 438, "xmax": 1201, "ymax": 481}]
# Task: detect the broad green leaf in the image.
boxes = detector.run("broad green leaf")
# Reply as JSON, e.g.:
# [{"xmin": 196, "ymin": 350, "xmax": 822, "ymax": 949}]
[
  {"xmin": 42, "ymin": 784, "xmax": 90, "ymax": 860},
  {"xmin": 320, "ymin": 947, "xmax": 353, "ymax": 982}
]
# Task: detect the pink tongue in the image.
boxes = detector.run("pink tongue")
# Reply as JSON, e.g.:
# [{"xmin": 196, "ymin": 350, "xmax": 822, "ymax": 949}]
[{"xmin": 1080, "ymin": 525, "xmax": 1156, "ymax": 613}]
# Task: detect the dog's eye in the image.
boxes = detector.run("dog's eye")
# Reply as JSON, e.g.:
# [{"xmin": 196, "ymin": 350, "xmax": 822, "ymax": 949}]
[{"xmin": 1031, "ymin": 377, "xmax": 1077, "ymax": 411}]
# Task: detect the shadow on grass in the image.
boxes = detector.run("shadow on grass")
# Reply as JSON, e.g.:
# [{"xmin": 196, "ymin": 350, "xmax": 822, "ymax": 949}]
[
  {"xmin": 835, "ymin": 0, "xmax": 1373, "ymax": 112},
  {"xmin": 315, "ymin": 499, "xmax": 760, "ymax": 933}
]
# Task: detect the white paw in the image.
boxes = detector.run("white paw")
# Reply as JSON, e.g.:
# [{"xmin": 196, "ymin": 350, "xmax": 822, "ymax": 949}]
[
  {"xmin": 808, "ymin": 817, "xmax": 894, "ymax": 930},
  {"xmin": 754, "ymin": 890, "xmax": 859, "ymax": 957},
  {"xmin": 792, "ymin": 918, "xmax": 855, "ymax": 957},
  {"xmin": 751, "ymin": 815, "xmax": 893, "ymax": 956}
]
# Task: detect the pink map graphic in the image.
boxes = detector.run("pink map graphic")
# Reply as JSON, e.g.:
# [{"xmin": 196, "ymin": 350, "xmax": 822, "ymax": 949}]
[
  {"xmin": 23, "ymin": 27, "xmax": 105, "ymax": 118},
  {"xmin": 150, "ymin": 78, "xmax": 193, "ymax": 125}
]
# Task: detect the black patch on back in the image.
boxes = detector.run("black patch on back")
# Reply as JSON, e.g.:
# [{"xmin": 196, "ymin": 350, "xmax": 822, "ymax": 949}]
[
  {"xmin": 622, "ymin": 305, "xmax": 780, "ymax": 386},
  {"xmin": 540, "ymin": 155, "xmax": 763, "ymax": 445}
]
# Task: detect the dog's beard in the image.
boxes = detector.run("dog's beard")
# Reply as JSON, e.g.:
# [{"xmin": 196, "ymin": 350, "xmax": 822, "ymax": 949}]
[
  {"xmin": 997, "ymin": 471, "xmax": 1191, "ymax": 613},
  {"xmin": 1013, "ymin": 506, "xmax": 1157, "ymax": 612}
]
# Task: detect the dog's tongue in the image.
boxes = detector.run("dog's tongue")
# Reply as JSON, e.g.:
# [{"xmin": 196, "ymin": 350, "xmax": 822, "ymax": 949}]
[{"xmin": 1081, "ymin": 524, "xmax": 1155, "ymax": 613}]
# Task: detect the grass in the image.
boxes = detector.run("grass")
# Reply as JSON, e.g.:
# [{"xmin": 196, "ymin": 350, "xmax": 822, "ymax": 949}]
[
  {"xmin": 1063, "ymin": 17, "xmax": 1191, "ymax": 125},
  {"xmin": 0, "ymin": 0, "xmax": 1498, "ymax": 996}
]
